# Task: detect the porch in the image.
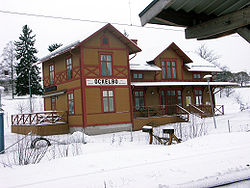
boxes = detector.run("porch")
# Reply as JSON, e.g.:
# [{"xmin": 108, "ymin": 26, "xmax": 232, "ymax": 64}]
[
  {"xmin": 11, "ymin": 111, "xmax": 69, "ymax": 136},
  {"xmin": 132, "ymin": 104, "xmax": 224, "ymax": 130},
  {"xmin": 133, "ymin": 104, "xmax": 190, "ymax": 130}
]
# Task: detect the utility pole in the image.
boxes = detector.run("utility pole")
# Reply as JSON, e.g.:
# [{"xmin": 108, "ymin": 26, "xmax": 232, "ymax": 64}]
[
  {"xmin": 0, "ymin": 86, "xmax": 4, "ymax": 154},
  {"xmin": 29, "ymin": 69, "xmax": 32, "ymax": 113},
  {"xmin": 204, "ymin": 75, "xmax": 217, "ymax": 129}
]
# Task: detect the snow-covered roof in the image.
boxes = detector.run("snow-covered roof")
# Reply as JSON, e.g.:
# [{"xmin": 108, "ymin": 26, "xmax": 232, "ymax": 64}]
[
  {"xmin": 185, "ymin": 52, "xmax": 222, "ymax": 72},
  {"xmin": 131, "ymin": 82, "xmax": 239, "ymax": 87},
  {"xmin": 39, "ymin": 24, "xmax": 141, "ymax": 63},
  {"xmin": 39, "ymin": 41, "xmax": 80, "ymax": 63},
  {"xmin": 130, "ymin": 62, "xmax": 161, "ymax": 71}
]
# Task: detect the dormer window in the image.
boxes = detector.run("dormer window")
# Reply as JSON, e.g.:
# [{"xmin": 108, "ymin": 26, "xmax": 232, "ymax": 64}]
[{"xmin": 161, "ymin": 59, "xmax": 177, "ymax": 79}]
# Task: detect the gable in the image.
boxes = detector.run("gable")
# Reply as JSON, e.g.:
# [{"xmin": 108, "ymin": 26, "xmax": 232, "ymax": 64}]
[
  {"xmin": 80, "ymin": 23, "xmax": 141, "ymax": 55},
  {"xmin": 153, "ymin": 42, "xmax": 192, "ymax": 64},
  {"xmin": 82, "ymin": 30, "xmax": 127, "ymax": 50}
]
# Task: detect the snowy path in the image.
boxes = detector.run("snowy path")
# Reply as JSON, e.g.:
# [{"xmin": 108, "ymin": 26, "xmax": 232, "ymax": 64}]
[{"xmin": 1, "ymin": 132, "xmax": 250, "ymax": 188}]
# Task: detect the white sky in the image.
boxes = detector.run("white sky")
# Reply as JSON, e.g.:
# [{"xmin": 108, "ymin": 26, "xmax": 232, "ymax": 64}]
[{"xmin": 0, "ymin": 0, "xmax": 249, "ymax": 73}]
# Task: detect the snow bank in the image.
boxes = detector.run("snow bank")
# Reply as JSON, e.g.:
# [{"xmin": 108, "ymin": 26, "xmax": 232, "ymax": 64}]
[{"xmin": 1, "ymin": 132, "xmax": 250, "ymax": 187}]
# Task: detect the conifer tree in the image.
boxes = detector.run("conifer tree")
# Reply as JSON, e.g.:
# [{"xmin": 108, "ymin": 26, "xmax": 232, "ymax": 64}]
[
  {"xmin": 48, "ymin": 43, "xmax": 63, "ymax": 52},
  {"xmin": 14, "ymin": 25, "xmax": 42, "ymax": 96}
]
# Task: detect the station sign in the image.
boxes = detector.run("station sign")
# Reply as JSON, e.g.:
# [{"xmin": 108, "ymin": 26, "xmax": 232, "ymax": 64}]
[{"xmin": 86, "ymin": 78, "xmax": 127, "ymax": 86}]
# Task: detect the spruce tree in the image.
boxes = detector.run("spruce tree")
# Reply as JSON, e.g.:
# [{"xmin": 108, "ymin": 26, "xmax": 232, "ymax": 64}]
[
  {"xmin": 48, "ymin": 43, "xmax": 63, "ymax": 52},
  {"xmin": 14, "ymin": 25, "xmax": 42, "ymax": 96}
]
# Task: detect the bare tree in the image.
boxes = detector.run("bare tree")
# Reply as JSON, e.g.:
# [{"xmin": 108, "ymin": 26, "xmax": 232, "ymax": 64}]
[
  {"xmin": 196, "ymin": 44, "xmax": 236, "ymax": 97},
  {"xmin": 196, "ymin": 44, "xmax": 220, "ymax": 66},
  {"xmin": 0, "ymin": 41, "xmax": 17, "ymax": 98}
]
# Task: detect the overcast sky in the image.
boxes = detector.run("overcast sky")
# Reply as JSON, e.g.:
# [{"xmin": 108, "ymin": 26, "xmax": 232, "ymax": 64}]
[{"xmin": 0, "ymin": 0, "xmax": 249, "ymax": 73}]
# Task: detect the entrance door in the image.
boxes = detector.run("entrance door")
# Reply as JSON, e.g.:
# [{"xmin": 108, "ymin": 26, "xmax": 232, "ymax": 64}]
[
  {"xmin": 166, "ymin": 90, "xmax": 177, "ymax": 115},
  {"xmin": 160, "ymin": 89, "xmax": 182, "ymax": 115}
]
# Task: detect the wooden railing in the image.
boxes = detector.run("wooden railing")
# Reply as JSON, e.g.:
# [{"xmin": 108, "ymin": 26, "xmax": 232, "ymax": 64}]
[
  {"xmin": 187, "ymin": 104, "xmax": 224, "ymax": 117},
  {"xmin": 176, "ymin": 104, "xmax": 190, "ymax": 121},
  {"xmin": 188, "ymin": 104, "xmax": 206, "ymax": 117},
  {"xmin": 11, "ymin": 111, "xmax": 68, "ymax": 126},
  {"xmin": 133, "ymin": 105, "xmax": 165, "ymax": 118},
  {"xmin": 214, "ymin": 105, "xmax": 224, "ymax": 115},
  {"xmin": 133, "ymin": 105, "xmax": 190, "ymax": 121}
]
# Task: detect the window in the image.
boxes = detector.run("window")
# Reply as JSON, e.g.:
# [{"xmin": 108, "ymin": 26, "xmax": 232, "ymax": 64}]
[
  {"xmin": 194, "ymin": 89, "xmax": 202, "ymax": 105},
  {"xmin": 133, "ymin": 73, "xmax": 143, "ymax": 79},
  {"xmin": 102, "ymin": 90, "xmax": 114, "ymax": 112},
  {"xmin": 102, "ymin": 37, "xmax": 109, "ymax": 45},
  {"xmin": 160, "ymin": 90, "xmax": 165, "ymax": 107},
  {"xmin": 101, "ymin": 54, "xmax": 112, "ymax": 76},
  {"xmin": 66, "ymin": 57, "xmax": 72, "ymax": 80},
  {"xmin": 172, "ymin": 61, "xmax": 176, "ymax": 78},
  {"xmin": 68, "ymin": 93, "xmax": 74, "ymax": 115},
  {"xmin": 162, "ymin": 60, "xmax": 177, "ymax": 79},
  {"xmin": 193, "ymin": 73, "xmax": 201, "ymax": 79},
  {"xmin": 162, "ymin": 61, "xmax": 166, "ymax": 79},
  {"xmin": 49, "ymin": 64, "xmax": 55, "ymax": 85},
  {"xmin": 134, "ymin": 91, "xmax": 145, "ymax": 110},
  {"xmin": 101, "ymin": 35, "xmax": 109, "ymax": 46},
  {"xmin": 177, "ymin": 90, "xmax": 182, "ymax": 106},
  {"xmin": 51, "ymin": 96, "xmax": 56, "ymax": 111}
]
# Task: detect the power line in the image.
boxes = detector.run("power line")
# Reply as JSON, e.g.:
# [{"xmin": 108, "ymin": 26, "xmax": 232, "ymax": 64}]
[{"xmin": 0, "ymin": 9, "xmax": 184, "ymax": 32}]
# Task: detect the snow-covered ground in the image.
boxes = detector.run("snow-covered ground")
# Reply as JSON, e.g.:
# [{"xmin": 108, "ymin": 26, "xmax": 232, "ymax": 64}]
[{"xmin": 0, "ymin": 88, "xmax": 250, "ymax": 187}]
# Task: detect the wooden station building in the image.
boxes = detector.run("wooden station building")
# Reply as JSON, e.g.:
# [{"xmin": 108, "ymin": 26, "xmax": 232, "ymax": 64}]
[{"xmin": 11, "ymin": 24, "xmax": 236, "ymax": 136}]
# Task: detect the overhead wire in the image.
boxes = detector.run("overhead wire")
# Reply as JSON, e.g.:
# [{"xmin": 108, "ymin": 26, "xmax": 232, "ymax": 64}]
[
  {"xmin": 0, "ymin": 9, "xmax": 184, "ymax": 32},
  {"xmin": 0, "ymin": 9, "xmax": 240, "ymax": 38}
]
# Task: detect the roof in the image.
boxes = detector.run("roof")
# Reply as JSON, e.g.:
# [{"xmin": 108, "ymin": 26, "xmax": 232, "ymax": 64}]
[
  {"xmin": 130, "ymin": 43, "xmax": 221, "ymax": 73},
  {"xmin": 139, "ymin": 0, "xmax": 250, "ymax": 41},
  {"xmin": 130, "ymin": 62, "xmax": 161, "ymax": 71},
  {"xmin": 185, "ymin": 51, "xmax": 222, "ymax": 72},
  {"xmin": 39, "ymin": 41, "xmax": 80, "ymax": 63},
  {"xmin": 131, "ymin": 81, "xmax": 239, "ymax": 87},
  {"xmin": 39, "ymin": 24, "xmax": 141, "ymax": 63},
  {"xmin": 140, "ymin": 0, "xmax": 250, "ymax": 26}
]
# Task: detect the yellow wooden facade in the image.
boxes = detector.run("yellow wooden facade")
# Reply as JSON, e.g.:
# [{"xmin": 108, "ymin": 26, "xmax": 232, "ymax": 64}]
[
  {"xmin": 41, "ymin": 26, "xmax": 218, "ymax": 135},
  {"xmin": 42, "ymin": 24, "xmax": 140, "ymax": 135},
  {"xmin": 131, "ymin": 42, "xmax": 215, "ymax": 128}
]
